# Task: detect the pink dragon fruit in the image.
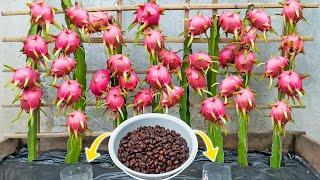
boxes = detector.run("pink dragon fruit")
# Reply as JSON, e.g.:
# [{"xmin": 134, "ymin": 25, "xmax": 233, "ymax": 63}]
[
  {"xmin": 218, "ymin": 12, "xmax": 242, "ymax": 36},
  {"xmin": 88, "ymin": 11, "xmax": 111, "ymax": 33},
  {"xmin": 264, "ymin": 56, "xmax": 289, "ymax": 79},
  {"xmin": 50, "ymin": 56, "xmax": 76, "ymax": 78},
  {"xmin": 66, "ymin": 110, "xmax": 88, "ymax": 134},
  {"xmin": 102, "ymin": 24, "xmax": 123, "ymax": 53},
  {"xmin": 200, "ymin": 96, "xmax": 228, "ymax": 124},
  {"xmin": 158, "ymin": 49, "xmax": 182, "ymax": 72},
  {"xmin": 282, "ymin": 0, "xmax": 304, "ymax": 24},
  {"xmin": 12, "ymin": 66, "xmax": 40, "ymax": 89},
  {"xmin": 107, "ymin": 54, "xmax": 132, "ymax": 75},
  {"xmin": 143, "ymin": 29, "xmax": 164, "ymax": 54},
  {"xmin": 218, "ymin": 44, "xmax": 238, "ymax": 68},
  {"xmin": 20, "ymin": 87, "xmax": 43, "ymax": 112},
  {"xmin": 105, "ymin": 86, "xmax": 125, "ymax": 112},
  {"xmin": 280, "ymin": 34, "xmax": 304, "ymax": 57},
  {"xmin": 234, "ymin": 50, "xmax": 256, "ymax": 73},
  {"xmin": 118, "ymin": 69, "xmax": 140, "ymax": 91},
  {"xmin": 160, "ymin": 86, "xmax": 184, "ymax": 108},
  {"xmin": 133, "ymin": 88, "xmax": 154, "ymax": 113},
  {"xmin": 187, "ymin": 52, "xmax": 212, "ymax": 71},
  {"xmin": 56, "ymin": 80, "xmax": 82, "ymax": 107},
  {"xmin": 89, "ymin": 69, "xmax": 110, "ymax": 98},
  {"xmin": 22, "ymin": 35, "xmax": 48, "ymax": 61},
  {"xmin": 235, "ymin": 88, "xmax": 256, "ymax": 113},
  {"xmin": 219, "ymin": 75, "xmax": 243, "ymax": 99},
  {"xmin": 270, "ymin": 100, "xmax": 292, "ymax": 127},
  {"xmin": 66, "ymin": 3, "xmax": 88, "ymax": 29},
  {"xmin": 187, "ymin": 14, "xmax": 212, "ymax": 36},
  {"xmin": 247, "ymin": 9, "xmax": 272, "ymax": 33},
  {"xmin": 146, "ymin": 64, "xmax": 172, "ymax": 90},
  {"xmin": 185, "ymin": 67, "xmax": 207, "ymax": 93},
  {"xmin": 54, "ymin": 29, "xmax": 81, "ymax": 55},
  {"xmin": 28, "ymin": 0, "xmax": 54, "ymax": 27},
  {"xmin": 278, "ymin": 70, "xmax": 305, "ymax": 97},
  {"xmin": 240, "ymin": 27, "xmax": 258, "ymax": 49}
]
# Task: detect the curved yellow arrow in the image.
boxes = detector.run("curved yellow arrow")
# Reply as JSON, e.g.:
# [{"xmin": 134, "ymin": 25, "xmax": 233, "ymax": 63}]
[
  {"xmin": 85, "ymin": 132, "xmax": 112, "ymax": 162},
  {"xmin": 194, "ymin": 130, "xmax": 219, "ymax": 162}
]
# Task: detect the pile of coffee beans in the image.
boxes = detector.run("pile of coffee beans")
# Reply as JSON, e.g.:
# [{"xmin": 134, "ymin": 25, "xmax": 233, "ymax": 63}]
[{"xmin": 118, "ymin": 125, "xmax": 189, "ymax": 174}]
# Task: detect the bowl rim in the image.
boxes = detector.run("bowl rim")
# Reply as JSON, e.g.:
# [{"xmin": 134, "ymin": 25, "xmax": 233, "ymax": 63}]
[{"xmin": 108, "ymin": 113, "xmax": 198, "ymax": 179}]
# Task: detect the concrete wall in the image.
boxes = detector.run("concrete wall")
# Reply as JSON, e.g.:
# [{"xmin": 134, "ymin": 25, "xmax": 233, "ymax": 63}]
[{"xmin": 0, "ymin": 0, "xmax": 319, "ymax": 142}]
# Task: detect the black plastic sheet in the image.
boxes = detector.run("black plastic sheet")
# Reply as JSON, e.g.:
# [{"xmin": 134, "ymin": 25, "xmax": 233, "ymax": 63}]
[{"xmin": 0, "ymin": 147, "xmax": 319, "ymax": 180}]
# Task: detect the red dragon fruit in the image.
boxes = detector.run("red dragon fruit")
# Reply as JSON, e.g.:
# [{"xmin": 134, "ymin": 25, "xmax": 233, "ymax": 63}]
[
  {"xmin": 143, "ymin": 29, "xmax": 164, "ymax": 54},
  {"xmin": 105, "ymin": 86, "xmax": 125, "ymax": 112},
  {"xmin": 118, "ymin": 70, "xmax": 140, "ymax": 91},
  {"xmin": 56, "ymin": 80, "xmax": 82, "ymax": 107},
  {"xmin": 264, "ymin": 56, "xmax": 289, "ymax": 79},
  {"xmin": 102, "ymin": 24, "xmax": 123, "ymax": 54},
  {"xmin": 235, "ymin": 88, "xmax": 256, "ymax": 113},
  {"xmin": 50, "ymin": 56, "xmax": 76, "ymax": 79},
  {"xmin": 187, "ymin": 52, "xmax": 212, "ymax": 71},
  {"xmin": 247, "ymin": 9, "xmax": 272, "ymax": 33},
  {"xmin": 88, "ymin": 11, "xmax": 111, "ymax": 33},
  {"xmin": 185, "ymin": 67, "xmax": 207, "ymax": 94},
  {"xmin": 240, "ymin": 27, "xmax": 258, "ymax": 49},
  {"xmin": 66, "ymin": 110, "xmax": 88, "ymax": 134},
  {"xmin": 107, "ymin": 54, "xmax": 132, "ymax": 75},
  {"xmin": 218, "ymin": 12, "xmax": 242, "ymax": 36},
  {"xmin": 133, "ymin": 88, "xmax": 154, "ymax": 113},
  {"xmin": 28, "ymin": 0, "xmax": 54, "ymax": 27},
  {"xmin": 200, "ymin": 96, "xmax": 228, "ymax": 124},
  {"xmin": 54, "ymin": 29, "xmax": 81, "ymax": 55},
  {"xmin": 22, "ymin": 35, "xmax": 48, "ymax": 61},
  {"xmin": 280, "ymin": 34, "xmax": 304, "ymax": 57},
  {"xmin": 66, "ymin": 3, "xmax": 88, "ymax": 29},
  {"xmin": 146, "ymin": 64, "xmax": 172, "ymax": 90},
  {"xmin": 187, "ymin": 14, "xmax": 212, "ymax": 36},
  {"xmin": 20, "ymin": 87, "xmax": 43, "ymax": 112},
  {"xmin": 158, "ymin": 49, "xmax": 182, "ymax": 72},
  {"xmin": 278, "ymin": 70, "xmax": 305, "ymax": 98},
  {"xmin": 218, "ymin": 44, "xmax": 238, "ymax": 68},
  {"xmin": 12, "ymin": 66, "xmax": 40, "ymax": 89},
  {"xmin": 160, "ymin": 86, "xmax": 184, "ymax": 108},
  {"xmin": 282, "ymin": 0, "xmax": 304, "ymax": 24},
  {"xmin": 89, "ymin": 69, "xmax": 110, "ymax": 98},
  {"xmin": 219, "ymin": 75, "xmax": 243, "ymax": 99},
  {"xmin": 234, "ymin": 50, "xmax": 256, "ymax": 73},
  {"xmin": 270, "ymin": 100, "xmax": 292, "ymax": 127}
]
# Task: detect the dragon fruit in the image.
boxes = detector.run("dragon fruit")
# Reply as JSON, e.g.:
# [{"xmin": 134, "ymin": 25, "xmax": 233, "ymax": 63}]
[
  {"xmin": 54, "ymin": 29, "xmax": 81, "ymax": 55},
  {"xmin": 218, "ymin": 44, "xmax": 238, "ymax": 68},
  {"xmin": 270, "ymin": 100, "xmax": 292, "ymax": 127},
  {"xmin": 234, "ymin": 50, "xmax": 256, "ymax": 73},
  {"xmin": 264, "ymin": 56, "xmax": 289, "ymax": 79},
  {"xmin": 22, "ymin": 35, "xmax": 48, "ymax": 61},
  {"xmin": 56, "ymin": 80, "xmax": 82, "ymax": 107},
  {"xmin": 218, "ymin": 12, "xmax": 242, "ymax": 36},
  {"xmin": 219, "ymin": 75, "xmax": 243, "ymax": 99},
  {"xmin": 143, "ymin": 29, "xmax": 164, "ymax": 54},
  {"xmin": 66, "ymin": 3, "xmax": 88, "ymax": 29},
  {"xmin": 102, "ymin": 24, "xmax": 123, "ymax": 53},
  {"xmin": 200, "ymin": 96, "xmax": 228, "ymax": 124},
  {"xmin": 118, "ymin": 70, "xmax": 140, "ymax": 91},
  {"xmin": 240, "ymin": 27, "xmax": 258, "ymax": 49},
  {"xmin": 185, "ymin": 67, "xmax": 207, "ymax": 93},
  {"xmin": 12, "ymin": 66, "xmax": 40, "ymax": 89},
  {"xmin": 28, "ymin": 0, "xmax": 54, "ymax": 27},
  {"xmin": 282, "ymin": 0, "xmax": 304, "ymax": 24},
  {"xmin": 107, "ymin": 54, "xmax": 132, "ymax": 75},
  {"xmin": 133, "ymin": 88, "xmax": 154, "ymax": 113},
  {"xmin": 187, "ymin": 14, "xmax": 212, "ymax": 36},
  {"xmin": 247, "ymin": 9, "xmax": 272, "ymax": 33},
  {"xmin": 158, "ymin": 49, "xmax": 182, "ymax": 72},
  {"xmin": 235, "ymin": 88, "xmax": 256, "ymax": 113},
  {"xmin": 50, "ymin": 56, "xmax": 76, "ymax": 78},
  {"xmin": 89, "ymin": 69, "xmax": 110, "ymax": 98},
  {"xmin": 161, "ymin": 86, "xmax": 184, "ymax": 108},
  {"xmin": 280, "ymin": 34, "xmax": 304, "ymax": 57},
  {"xmin": 88, "ymin": 11, "xmax": 111, "ymax": 33},
  {"xmin": 187, "ymin": 52, "xmax": 212, "ymax": 71},
  {"xmin": 278, "ymin": 70, "xmax": 305, "ymax": 98},
  {"xmin": 66, "ymin": 110, "xmax": 88, "ymax": 134},
  {"xmin": 20, "ymin": 87, "xmax": 43, "ymax": 112},
  {"xmin": 146, "ymin": 64, "xmax": 172, "ymax": 90},
  {"xmin": 105, "ymin": 86, "xmax": 125, "ymax": 112}
]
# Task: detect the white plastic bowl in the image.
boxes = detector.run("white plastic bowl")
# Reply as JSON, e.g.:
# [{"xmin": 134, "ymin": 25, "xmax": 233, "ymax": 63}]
[{"xmin": 108, "ymin": 113, "xmax": 198, "ymax": 180}]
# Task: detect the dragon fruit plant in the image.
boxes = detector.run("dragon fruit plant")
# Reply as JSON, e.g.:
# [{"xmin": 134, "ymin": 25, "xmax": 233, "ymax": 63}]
[{"xmin": 282, "ymin": 0, "xmax": 304, "ymax": 34}]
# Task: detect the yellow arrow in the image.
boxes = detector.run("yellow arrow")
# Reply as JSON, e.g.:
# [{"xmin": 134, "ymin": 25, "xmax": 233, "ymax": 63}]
[
  {"xmin": 85, "ymin": 132, "xmax": 112, "ymax": 162},
  {"xmin": 194, "ymin": 130, "xmax": 219, "ymax": 162}
]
